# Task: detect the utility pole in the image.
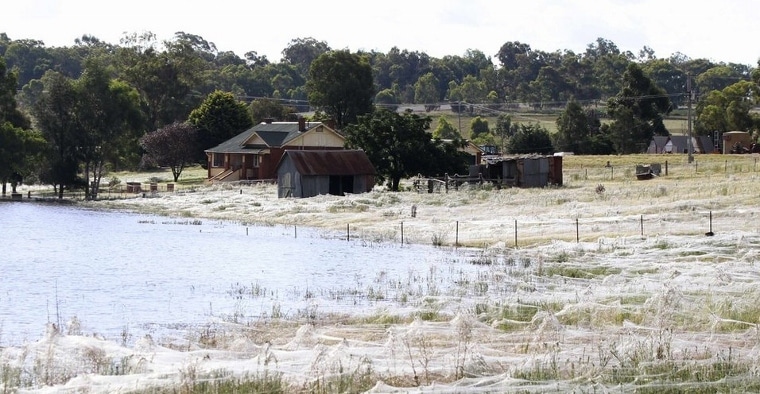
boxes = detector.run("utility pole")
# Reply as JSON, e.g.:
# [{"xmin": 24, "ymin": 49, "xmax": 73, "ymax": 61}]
[
  {"xmin": 687, "ymin": 74, "xmax": 694, "ymax": 163},
  {"xmin": 457, "ymin": 101, "xmax": 462, "ymax": 133}
]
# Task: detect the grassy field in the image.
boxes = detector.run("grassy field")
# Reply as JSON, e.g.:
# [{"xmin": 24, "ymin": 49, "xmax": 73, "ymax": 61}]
[
  {"xmin": 427, "ymin": 109, "xmax": 690, "ymax": 138},
  {"xmin": 6, "ymin": 152, "xmax": 760, "ymax": 392}
]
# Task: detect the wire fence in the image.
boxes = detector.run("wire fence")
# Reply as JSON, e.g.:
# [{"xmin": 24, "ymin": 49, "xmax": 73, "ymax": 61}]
[{"xmin": 280, "ymin": 209, "xmax": 724, "ymax": 248}]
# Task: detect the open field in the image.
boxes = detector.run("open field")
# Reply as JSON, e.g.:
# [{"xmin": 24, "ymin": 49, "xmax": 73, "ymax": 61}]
[
  {"xmin": 423, "ymin": 107, "xmax": 691, "ymax": 138},
  {"xmin": 5, "ymin": 153, "xmax": 760, "ymax": 393}
]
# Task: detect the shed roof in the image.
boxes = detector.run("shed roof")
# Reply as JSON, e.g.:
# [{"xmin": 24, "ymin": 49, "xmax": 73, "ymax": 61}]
[{"xmin": 279, "ymin": 150, "xmax": 376, "ymax": 176}]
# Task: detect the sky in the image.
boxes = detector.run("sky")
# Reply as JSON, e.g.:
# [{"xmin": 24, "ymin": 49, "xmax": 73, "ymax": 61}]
[{"xmin": 4, "ymin": 0, "xmax": 760, "ymax": 66}]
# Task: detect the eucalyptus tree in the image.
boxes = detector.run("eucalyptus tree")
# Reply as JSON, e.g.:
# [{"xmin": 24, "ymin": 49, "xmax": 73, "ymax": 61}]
[
  {"xmin": 554, "ymin": 98, "xmax": 590, "ymax": 153},
  {"xmin": 0, "ymin": 56, "xmax": 44, "ymax": 195},
  {"xmin": 696, "ymin": 65, "xmax": 746, "ymax": 95},
  {"xmin": 606, "ymin": 63, "xmax": 672, "ymax": 153},
  {"xmin": 642, "ymin": 59, "xmax": 687, "ymax": 107},
  {"xmin": 343, "ymin": 109, "xmax": 468, "ymax": 191},
  {"xmin": 506, "ymin": 123, "xmax": 554, "ymax": 155},
  {"xmin": 584, "ymin": 37, "xmax": 632, "ymax": 98},
  {"xmin": 249, "ymin": 98, "xmax": 294, "ymax": 124},
  {"xmin": 281, "ymin": 37, "xmax": 331, "ymax": 77},
  {"xmin": 306, "ymin": 50, "xmax": 374, "ymax": 129},
  {"xmin": 695, "ymin": 80, "xmax": 760, "ymax": 135},
  {"xmin": 31, "ymin": 71, "xmax": 81, "ymax": 198},
  {"xmin": 2, "ymin": 38, "xmax": 52, "ymax": 86},
  {"xmin": 75, "ymin": 58, "xmax": 144, "ymax": 199},
  {"xmin": 414, "ymin": 72, "xmax": 440, "ymax": 105},
  {"xmin": 116, "ymin": 32, "xmax": 201, "ymax": 130}
]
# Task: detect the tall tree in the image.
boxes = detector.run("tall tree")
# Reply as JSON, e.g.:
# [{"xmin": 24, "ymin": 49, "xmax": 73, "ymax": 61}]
[
  {"xmin": 32, "ymin": 71, "xmax": 81, "ymax": 198},
  {"xmin": 189, "ymin": 90, "xmax": 253, "ymax": 155},
  {"xmin": 281, "ymin": 37, "xmax": 331, "ymax": 76},
  {"xmin": 249, "ymin": 98, "xmax": 294, "ymax": 124},
  {"xmin": 75, "ymin": 59, "xmax": 144, "ymax": 199},
  {"xmin": 414, "ymin": 72, "xmax": 440, "ymax": 105},
  {"xmin": 139, "ymin": 122, "xmax": 198, "ymax": 182},
  {"xmin": 343, "ymin": 109, "xmax": 467, "ymax": 191},
  {"xmin": 506, "ymin": 123, "xmax": 554, "ymax": 154},
  {"xmin": 606, "ymin": 63, "xmax": 672, "ymax": 153},
  {"xmin": 696, "ymin": 80, "xmax": 760, "ymax": 134},
  {"xmin": 554, "ymin": 99, "xmax": 590, "ymax": 153},
  {"xmin": 306, "ymin": 50, "xmax": 374, "ymax": 129},
  {"xmin": 1, "ymin": 55, "xmax": 43, "ymax": 194},
  {"xmin": 432, "ymin": 116, "xmax": 460, "ymax": 139}
]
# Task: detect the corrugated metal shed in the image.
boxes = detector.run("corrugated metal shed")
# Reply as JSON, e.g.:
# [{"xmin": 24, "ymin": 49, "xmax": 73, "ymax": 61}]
[
  {"xmin": 478, "ymin": 155, "xmax": 561, "ymax": 187},
  {"xmin": 277, "ymin": 150, "xmax": 376, "ymax": 198},
  {"xmin": 283, "ymin": 150, "xmax": 376, "ymax": 176}
]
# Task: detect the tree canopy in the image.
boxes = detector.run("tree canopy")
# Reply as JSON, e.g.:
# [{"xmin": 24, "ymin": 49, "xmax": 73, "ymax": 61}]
[
  {"xmin": 140, "ymin": 122, "xmax": 199, "ymax": 182},
  {"xmin": 188, "ymin": 90, "xmax": 253, "ymax": 157},
  {"xmin": 343, "ymin": 109, "xmax": 469, "ymax": 191},
  {"xmin": 306, "ymin": 50, "xmax": 374, "ymax": 129}
]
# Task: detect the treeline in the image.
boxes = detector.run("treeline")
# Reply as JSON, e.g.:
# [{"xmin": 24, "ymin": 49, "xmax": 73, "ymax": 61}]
[{"xmin": 1, "ymin": 32, "xmax": 756, "ymax": 112}]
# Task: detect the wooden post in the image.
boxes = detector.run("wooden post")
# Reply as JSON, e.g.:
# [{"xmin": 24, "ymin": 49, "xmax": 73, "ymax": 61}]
[
  {"xmin": 246, "ymin": 227, "xmax": 249, "ymax": 236},
  {"xmin": 347, "ymin": 223, "xmax": 350, "ymax": 241},
  {"xmin": 640, "ymin": 215, "xmax": 643, "ymax": 236},
  {"xmin": 295, "ymin": 225, "xmax": 297, "ymax": 238},
  {"xmin": 725, "ymin": 160, "xmax": 728, "ymax": 173},
  {"xmin": 401, "ymin": 222, "xmax": 404, "ymax": 245},
  {"xmin": 455, "ymin": 221, "xmax": 459, "ymax": 247},
  {"xmin": 514, "ymin": 220, "xmax": 518, "ymax": 248},
  {"xmin": 665, "ymin": 161, "xmax": 668, "ymax": 176},
  {"xmin": 576, "ymin": 218, "xmax": 579, "ymax": 242}
]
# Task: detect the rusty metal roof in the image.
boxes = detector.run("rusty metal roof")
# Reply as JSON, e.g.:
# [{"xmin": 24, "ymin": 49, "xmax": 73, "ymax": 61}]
[{"xmin": 280, "ymin": 150, "xmax": 376, "ymax": 176}]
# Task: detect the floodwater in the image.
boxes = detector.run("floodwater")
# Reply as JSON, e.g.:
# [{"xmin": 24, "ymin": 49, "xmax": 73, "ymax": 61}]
[{"xmin": 0, "ymin": 202, "xmax": 472, "ymax": 345}]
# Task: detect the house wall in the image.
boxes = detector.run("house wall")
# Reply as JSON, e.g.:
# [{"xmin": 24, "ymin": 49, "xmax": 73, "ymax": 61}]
[{"xmin": 288, "ymin": 129, "xmax": 345, "ymax": 148}]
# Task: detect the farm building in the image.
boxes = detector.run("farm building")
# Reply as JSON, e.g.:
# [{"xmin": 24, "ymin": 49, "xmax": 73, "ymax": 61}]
[
  {"xmin": 646, "ymin": 135, "xmax": 714, "ymax": 154},
  {"xmin": 276, "ymin": 150, "xmax": 376, "ymax": 198},
  {"xmin": 205, "ymin": 118, "xmax": 346, "ymax": 182},
  {"xmin": 476, "ymin": 155, "xmax": 563, "ymax": 187},
  {"xmin": 722, "ymin": 131, "xmax": 753, "ymax": 154}
]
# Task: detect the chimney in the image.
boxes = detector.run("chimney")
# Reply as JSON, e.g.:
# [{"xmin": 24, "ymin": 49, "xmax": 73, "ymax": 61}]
[
  {"xmin": 264, "ymin": 117, "xmax": 274, "ymax": 124},
  {"xmin": 298, "ymin": 116, "xmax": 306, "ymax": 132}
]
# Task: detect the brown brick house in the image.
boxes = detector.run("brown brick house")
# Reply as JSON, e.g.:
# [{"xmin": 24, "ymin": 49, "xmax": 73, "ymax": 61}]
[{"xmin": 205, "ymin": 118, "xmax": 346, "ymax": 182}]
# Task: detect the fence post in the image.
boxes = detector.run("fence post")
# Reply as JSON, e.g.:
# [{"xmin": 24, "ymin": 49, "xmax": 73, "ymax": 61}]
[
  {"xmin": 640, "ymin": 215, "xmax": 643, "ymax": 236},
  {"xmin": 401, "ymin": 221, "xmax": 404, "ymax": 245},
  {"xmin": 514, "ymin": 219, "xmax": 518, "ymax": 248},
  {"xmin": 455, "ymin": 221, "xmax": 459, "ymax": 247},
  {"xmin": 347, "ymin": 223, "xmax": 350, "ymax": 241},
  {"xmin": 706, "ymin": 211, "xmax": 714, "ymax": 236},
  {"xmin": 576, "ymin": 218, "xmax": 579, "ymax": 242},
  {"xmin": 665, "ymin": 161, "xmax": 668, "ymax": 176}
]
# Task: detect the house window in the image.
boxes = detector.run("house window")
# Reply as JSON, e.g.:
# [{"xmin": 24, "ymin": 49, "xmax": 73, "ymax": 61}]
[
  {"xmin": 213, "ymin": 153, "xmax": 224, "ymax": 167},
  {"xmin": 252, "ymin": 154, "xmax": 260, "ymax": 168}
]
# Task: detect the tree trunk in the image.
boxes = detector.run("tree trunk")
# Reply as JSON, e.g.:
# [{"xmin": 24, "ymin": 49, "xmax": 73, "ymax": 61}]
[{"xmin": 391, "ymin": 176, "xmax": 401, "ymax": 192}]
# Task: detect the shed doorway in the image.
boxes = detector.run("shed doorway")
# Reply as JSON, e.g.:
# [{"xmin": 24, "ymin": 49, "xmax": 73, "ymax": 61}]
[{"xmin": 329, "ymin": 175, "xmax": 354, "ymax": 196}]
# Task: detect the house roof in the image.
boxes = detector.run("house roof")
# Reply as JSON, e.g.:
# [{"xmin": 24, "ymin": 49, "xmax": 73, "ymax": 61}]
[
  {"xmin": 278, "ymin": 150, "xmax": 376, "ymax": 176},
  {"xmin": 205, "ymin": 121, "xmax": 334, "ymax": 154},
  {"xmin": 650, "ymin": 135, "xmax": 714, "ymax": 153}
]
